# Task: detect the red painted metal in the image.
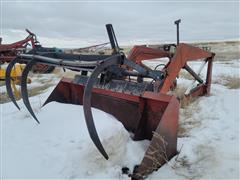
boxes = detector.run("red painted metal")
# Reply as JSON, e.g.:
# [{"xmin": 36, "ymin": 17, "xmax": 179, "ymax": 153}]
[
  {"xmin": 0, "ymin": 30, "xmax": 56, "ymax": 73},
  {"xmin": 43, "ymin": 42, "xmax": 214, "ymax": 178},
  {"xmin": 44, "ymin": 78, "xmax": 179, "ymax": 175},
  {"xmin": 133, "ymin": 96, "xmax": 179, "ymax": 178},
  {"xmin": 127, "ymin": 43, "xmax": 215, "ymax": 98},
  {"xmin": 160, "ymin": 43, "xmax": 214, "ymax": 94},
  {"xmin": 128, "ymin": 45, "xmax": 171, "ymax": 66},
  {"xmin": 0, "ymin": 29, "xmax": 37, "ymax": 63}
]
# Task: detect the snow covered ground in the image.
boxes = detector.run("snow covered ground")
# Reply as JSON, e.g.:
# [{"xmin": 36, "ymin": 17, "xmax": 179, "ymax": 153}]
[
  {"xmin": 1, "ymin": 57, "xmax": 239, "ymax": 179},
  {"xmin": 153, "ymin": 84, "xmax": 239, "ymax": 179}
]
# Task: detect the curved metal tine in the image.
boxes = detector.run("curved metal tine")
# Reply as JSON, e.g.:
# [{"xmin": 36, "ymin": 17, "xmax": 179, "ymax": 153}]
[
  {"xmin": 83, "ymin": 55, "xmax": 121, "ymax": 160},
  {"xmin": 21, "ymin": 60, "xmax": 40, "ymax": 124},
  {"xmin": 5, "ymin": 57, "xmax": 21, "ymax": 110}
]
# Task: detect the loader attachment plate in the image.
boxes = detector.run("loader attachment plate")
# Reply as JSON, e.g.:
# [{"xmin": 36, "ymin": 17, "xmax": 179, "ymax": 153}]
[{"xmin": 44, "ymin": 76, "xmax": 179, "ymax": 178}]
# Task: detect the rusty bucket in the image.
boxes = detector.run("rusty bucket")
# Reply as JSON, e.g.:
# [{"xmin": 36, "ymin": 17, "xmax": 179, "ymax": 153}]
[{"xmin": 44, "ymin": 76, "xmax": 179, "ymax": 178}]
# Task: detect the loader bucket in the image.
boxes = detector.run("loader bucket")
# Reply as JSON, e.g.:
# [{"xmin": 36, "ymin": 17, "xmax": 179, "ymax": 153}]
[{"xmin": 44, "ymin": 76, "xmax": 179, "ymax": 178}]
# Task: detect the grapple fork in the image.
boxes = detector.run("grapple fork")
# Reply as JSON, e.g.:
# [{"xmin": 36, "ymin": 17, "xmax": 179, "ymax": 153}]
[
  {"xmin": 5, "ymin": 21, "xmax": 214, "ymax": 179},
  {"xmin": 5, "ymin": 57, "xmax": 21, "ymax": 110}
]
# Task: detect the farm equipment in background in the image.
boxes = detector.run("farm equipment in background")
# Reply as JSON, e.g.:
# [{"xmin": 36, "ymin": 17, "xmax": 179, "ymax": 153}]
[
  {"xmin": 0, "ymin": 29, "xmax": 61, "ymax": 73},
  {"xmin": 71, "ymin": 42, "xmax": 110, "ymax": 54},
  {"xmin": 0, "ymin": 63, "xmax": 31, "ymax": 98},
  {"xmin": 5, "ymin": 20, "xmax": 214, "ymax": 179},
  {"xmin": 0, "ymin": 29, "xmax": 38, "ymax": 63}
]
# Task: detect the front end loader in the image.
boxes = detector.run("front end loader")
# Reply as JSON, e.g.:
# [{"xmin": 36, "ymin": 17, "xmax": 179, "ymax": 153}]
[{"xmin": 5, "ymin": 20, "xmax": 214, "ymax": 179}]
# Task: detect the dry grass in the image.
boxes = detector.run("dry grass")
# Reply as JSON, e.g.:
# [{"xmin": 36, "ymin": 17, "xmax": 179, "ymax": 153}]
[
  {"xmin": 178, "ymin": 99, "xmax": 201, "ymax": 138},
  {"xmin": 0, "ymin": 81, "xmax": 53, "ymax": 104},
  {"xmin": 215, "ymin": 52, "xmax": 240, "ymax": 61},
  {"xmin": 0, "ymin": 92, "xmax": 13, "ymax": 104},
  {"xmin": 172, "ymin": 155, "xmax": 191, "ymax": 169},
  {"xmin": 171, "ymin": 143, "xmax": 215, "ymax": 180},
  {"xmin": 178, "ymin": 118, "xmax": 201, "ymax": 138},
  {"xmin": 170, "ymin": 86, "xmax": 199, "ymax": 108},
  {"xmin": 0, "ymin": 68, "xmax": 62, "ymax": 104},
  {"xmin": 0, "ymin": 81, "xmax": 5, "ymax": 86},
  {"xmin": 62, "ymin": 70, "xmax": 78, "ymax": 78},
  {"xmin": 133, "ymin": 132, "xmax": 169, "ymax": 178},
  {"xmin": 28, "ymin": 82, "xmax": 54, "ymax": 97},
  {"xmin": 177, "ymin": 123, "xmax": 189, "ymax": 138},
  {"xmin": 214, "ymin": 75, "xmax": 240, "ymax": 89},
  {"xmin": 172, "ymin": 155, "xmax": 202, "ymax": 180},
  {"xmin": 224, "ymin": 76, "xmax": 240, "ymax": 89},
  {"xmin": 179, "ymin": 71, "xmax": 195, "ymax": 81},
  {"xmin": 172, "ymin": 86, "xmax": 186, "ymax": 98},
  {"xmin": 193, "ymin": 40, "xmax": 240, "ymax": 62}
]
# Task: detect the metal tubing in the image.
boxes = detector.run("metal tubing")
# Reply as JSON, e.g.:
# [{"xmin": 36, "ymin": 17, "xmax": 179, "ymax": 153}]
[
  {"xmin": 174, "ymin": 19, "xmax": 181, "ymax": 45},
  {"xmin": 184, "ymin": 63, "xmax": 204, "ymax": 83},
  {"xmin": 106, "ymin": 24, "xmax": 119, "ymax": 53}
]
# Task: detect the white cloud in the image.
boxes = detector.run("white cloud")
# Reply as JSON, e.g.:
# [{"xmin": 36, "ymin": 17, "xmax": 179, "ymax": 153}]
[{"xmin": 1, "ymin": 1, "xmax": 239, "ymax": 47}]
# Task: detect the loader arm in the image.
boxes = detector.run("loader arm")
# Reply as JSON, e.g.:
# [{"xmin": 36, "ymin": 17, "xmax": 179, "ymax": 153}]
[
  {"xmin": 160, "ymin": 43, "xmax": 215, "ymax": 94},
  {"xmin": 127, "ymin": 45, "xmax": 171, "ymax": 65}
]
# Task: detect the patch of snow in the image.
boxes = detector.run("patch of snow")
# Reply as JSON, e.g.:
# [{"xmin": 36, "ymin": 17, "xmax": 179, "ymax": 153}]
[
  {"xmin": 2, "ymin": 90, "xmax": 149, "ymax": 179},
  {"xmin": 150, "ymin": 85, "xmax": 239, "ymax": 179},
  {"xmin": 1, "ymin": 59, "xmax": 239, "ymax": 179}
]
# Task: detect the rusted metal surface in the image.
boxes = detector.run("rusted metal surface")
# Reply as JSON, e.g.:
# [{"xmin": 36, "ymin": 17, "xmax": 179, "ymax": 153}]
[
  {"xmin": 160, "ymin": 43, "xmax": 214, "ymax": 94},
  {"xmin": 41, "ymin": 43, "xmax": 214, "ymax": 178},
  {"xmin": 128, "ymin": 45, "xmax": 171, "ymax": 65},
  {"xmin": 5, "ymin": 22, "xmax": 215, "ymax": 179},
  {"xmin": 0, "ymin": 29, "xmax": 37, "ymax": 63},
  {"xmin": 133, "ymin": 96, "xmax": 179, "ymax": 178},
  {"xmin": 44, "ymin": 78, "xmax": 144, "ymax": 134},
  {"xmin": 0, "ymin": 29, "xmax": 57, "ymax": 73},
  {"xmin": 44, "ymin": 77, "xmax": 179, "ymax": 178}
]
